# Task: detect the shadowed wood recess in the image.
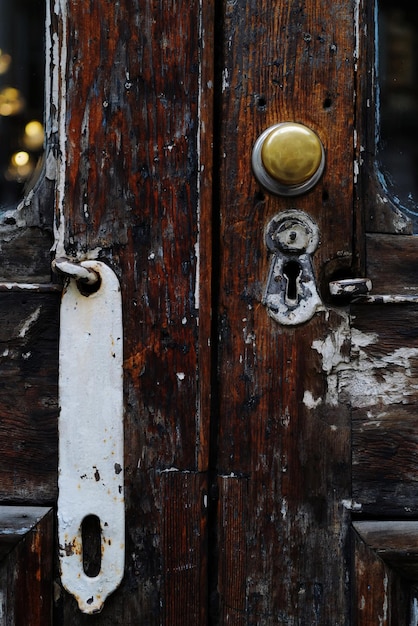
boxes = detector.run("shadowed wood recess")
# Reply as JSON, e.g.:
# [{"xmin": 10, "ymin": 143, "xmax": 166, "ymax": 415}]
[
  {"xmin": 352, "ymin": 525, "xmax": 414, "ymax": 625},
  {"xmin": 0, "ymin": 507, "xmax": 53, "ymax": 625}
]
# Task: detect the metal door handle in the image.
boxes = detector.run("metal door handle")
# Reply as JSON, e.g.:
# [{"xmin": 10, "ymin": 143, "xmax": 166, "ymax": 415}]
[
  {"xmin": 252, "ymin": 122, "xmax": 325, "ymax": 196},
  {"xmin": 56, "ymin": 259, "xmax": 124, "ymax": 614}
]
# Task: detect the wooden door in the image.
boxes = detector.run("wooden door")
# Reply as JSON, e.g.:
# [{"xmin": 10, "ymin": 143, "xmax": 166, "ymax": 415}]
[{"xmin": 1, "ymin": 0, "xmax": 418, "ymax": 623}]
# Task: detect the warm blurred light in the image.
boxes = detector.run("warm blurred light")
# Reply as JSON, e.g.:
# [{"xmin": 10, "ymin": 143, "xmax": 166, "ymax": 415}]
[
  {"xmin": 23, "ymin": 120, "xmax": 44, "ymax": 150},
  {"xmin": 0, "ymin": 87, "xmax": 25, "ymax": 116},
  {"xmin": 11, "ymin": 151, "xmax": 30, "ymax": 167},
  {"xmin": 0, "ymin": 49, "xmax": 12, "ymax": 75},
  {"xmin": 5, "ymin": 151, "xmax": 33, "ymax": 182}
]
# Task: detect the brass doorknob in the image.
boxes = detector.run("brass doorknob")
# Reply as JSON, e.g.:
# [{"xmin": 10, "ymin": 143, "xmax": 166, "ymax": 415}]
[{"xmin": 252, "ymin": 122, "xmax": 325, "ymax": 196}]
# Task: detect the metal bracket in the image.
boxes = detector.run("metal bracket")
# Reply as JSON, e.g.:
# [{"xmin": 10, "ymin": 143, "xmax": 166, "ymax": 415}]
[{"xmin": 57, "ymin": 260, "xmax": 124, "ymax": 614}]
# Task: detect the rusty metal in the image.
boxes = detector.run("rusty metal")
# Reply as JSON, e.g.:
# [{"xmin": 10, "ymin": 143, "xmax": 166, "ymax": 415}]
[
  {"xmin": 329, "ymin": 277, "xmax": 372, "ymax": 298},
  {"xmin": 52, "ymin": 257, "xmax": 100, "ymax": 286}
]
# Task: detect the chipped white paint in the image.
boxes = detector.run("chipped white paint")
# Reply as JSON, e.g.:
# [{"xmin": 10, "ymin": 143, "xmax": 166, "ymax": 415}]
[
  {"xmin": 58, "ymin": 261, "xmax": 124, "ymax": 614},
  {"xmin": 281, "ymin": 408, "xmax": 291, "ymax": 428},
  {"xmin": 264, "ymin": 255, "xmax": 323, "ymax": 326},
  {"xmin": 341, "ymin": 499, "xmax": 362, "ymax": 512},
  {"xmin": 354, "ymin": 159, "xmax": 359, "ymax": 184},
  {"xmin": 307, "ymin": 312, "xmax": 418, "ymax": 411},
  {"xmin": 309, "ymin": 313, "xmax": 351, "ymax": 406},
  {"xmin": 263, "ymin": 211, "xmax": 323, "ymax": 325},
  {"xmin": 354, "ymin": 0, "xmax": 360, "ymax": 63},
  {"xmin": 303, "ymin": 390, "xmax": 322, "ymax": 410},
  {"xmin": 51, "ymin": 0, "xmax": 68, "ymax": 257},
  {"xmin": 194, "ymin": 241, "xmax": 200, "ymax": 309},
  {"xmin": 176, "ymin": 372, "xmax": 185, "ymax": 381},
  {"xmin": 281, "ymin": 498, "xmax": 288, "ymax": 520},
  {"xmin": 222, "ymin": 67, "xmax": 230, "ymax": 92},
  {"xmin": 18, "ymin": 306, "xmax": 41, "ymax": 338},
  {"xmin": 380, "ymin": 572, "xmax": 388, "ymax": 625}
]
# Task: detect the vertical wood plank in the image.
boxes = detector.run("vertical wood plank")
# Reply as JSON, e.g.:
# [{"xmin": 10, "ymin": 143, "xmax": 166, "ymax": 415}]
[
  {"xmin": 216, "ymin": 0, "xmax": 355, "ymax": 621},
  {"xmin": 161, "ymin": 471, "xmax": 207, "ymax": 626},
  {"xmin": 52, "ymin": 0, "xmax": 212, "ymax": 622},
  {"xmin": 217, "ymin": 477, "xmax": 248, "ymax": 625}
]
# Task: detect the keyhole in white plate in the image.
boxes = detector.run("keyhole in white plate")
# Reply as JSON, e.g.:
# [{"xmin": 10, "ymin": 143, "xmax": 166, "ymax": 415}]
[
  {"xmin": 283, "ymin": 259, "xmax": 302, "ymax": 302},
  {"xmin": 81, "ymin": 515, "xmax": 102, "ymax": 578}
]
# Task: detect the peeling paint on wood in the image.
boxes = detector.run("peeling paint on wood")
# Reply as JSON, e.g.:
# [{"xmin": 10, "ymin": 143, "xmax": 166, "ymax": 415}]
[{"xmin": 351, "ymin": 304, "xmax": 418, "ymax": 517}]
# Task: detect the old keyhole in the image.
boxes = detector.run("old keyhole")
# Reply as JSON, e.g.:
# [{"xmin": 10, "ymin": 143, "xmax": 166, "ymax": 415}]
[
  {"xmin": 263, "ymin": 210, "xmax": 322, "ymax": 325},
  {"xmin": 81, "ymin": 514, "xmax": 102, "ymax": 578},
  {"xmin": 283, "ymin": 260, "xmax": 302, "ymax": 302}
]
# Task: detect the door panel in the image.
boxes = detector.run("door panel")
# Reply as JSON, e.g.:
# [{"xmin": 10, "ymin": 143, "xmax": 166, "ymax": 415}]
[
  {"xmin": 50, "ymin": 0, "xmax": 212, "ymax": 622},
  {"xmin": 0, "ymin": 0, "xmax": 416, "ymax": 623},
  {"xmin": 215, "ymin": 0, "xmax": 355, "ymax": 622}
]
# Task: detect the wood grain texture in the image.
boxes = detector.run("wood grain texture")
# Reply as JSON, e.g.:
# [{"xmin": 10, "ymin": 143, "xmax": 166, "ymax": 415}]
[
  {"xmin": 5, "ymin": 0, "xmax": 418, "ymax": 622},
  {"xmin": 352, "ymin": 303, "xmax": 418, "ymax": 517},
  {"xmin": 366, "ymin": 234, "xmax": 418, "ymax": 295},
  {"xmin": 215, "ymin": 0, "xmax": 355, "ymax": 621},
  {"xmin": 0, "ymin": 292, "xmax": 59, "ymax": 503},
  {"xmin": 354, "ymin": 521, "xmax": 418, "ymax": 581},
  {"xmin": 352, "ymin": 526, "xmax": 412, "ymax": 626},
  {"xmin": 60, "ymin": 0, "xmax": 208, "ymax": 469},
  {"xmin": 0, "ymin": 507, "xmax": 53, "ymax": 625},
  {"xmin": 52, "ymin": 0, "xmax": 213, "ymax": 622}
]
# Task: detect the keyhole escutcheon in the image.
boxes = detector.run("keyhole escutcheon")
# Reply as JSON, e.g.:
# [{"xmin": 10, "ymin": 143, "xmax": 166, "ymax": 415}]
[{"xmin": 263, "ymin": 210, "xmax": 322, "ymax": 325}]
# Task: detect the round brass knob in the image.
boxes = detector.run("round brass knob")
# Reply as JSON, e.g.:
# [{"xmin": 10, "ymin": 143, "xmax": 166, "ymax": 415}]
[{"xmin": 252, "ymin": 122, "xmax": 325, "ymax": 196}]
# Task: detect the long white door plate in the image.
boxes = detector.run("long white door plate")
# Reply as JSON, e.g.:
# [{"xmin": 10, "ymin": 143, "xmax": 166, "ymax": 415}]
[{"xmin": 57, "ymin": 260, "xmax": 124, "ymax": 614}]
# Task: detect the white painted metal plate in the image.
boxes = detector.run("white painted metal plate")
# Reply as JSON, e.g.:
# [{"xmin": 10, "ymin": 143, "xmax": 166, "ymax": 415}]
[{"xmin": 57, "ymin": 261, "xmax": 124, "ymax": 614}]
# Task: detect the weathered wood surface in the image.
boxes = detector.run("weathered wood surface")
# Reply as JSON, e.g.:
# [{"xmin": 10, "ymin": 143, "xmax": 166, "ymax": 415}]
[
  {"xmin": 354, "ymin": 521, "xmax": 418, "ymax": 581},
  {"xmin": 0, "ymin": 507, "xmax": 53, "ymax": 625},
  {"xmin": 0, "ymin": 291, "xmax": 59, "ymax": 503},
  {"xmin": 352, "ymin": 303, "xmax": 418, "ymax": 517},
  {"xmin": 352, "ymin": 526, "xmax": 412, "ymax": 625},
  {"xmin": 215, "ymin": 0, "xmax": 355, "ymax": 622},
  {"xmin": 4, "ymin": 0, "xmax": 418, "ymax": 623},
  {"xmin": 50, "ymin": 0, "xmax": 213, "ymax": 622},
  {"xmin": 366, "ymin": 234, "xmax": 418, "ymax": 295}
]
